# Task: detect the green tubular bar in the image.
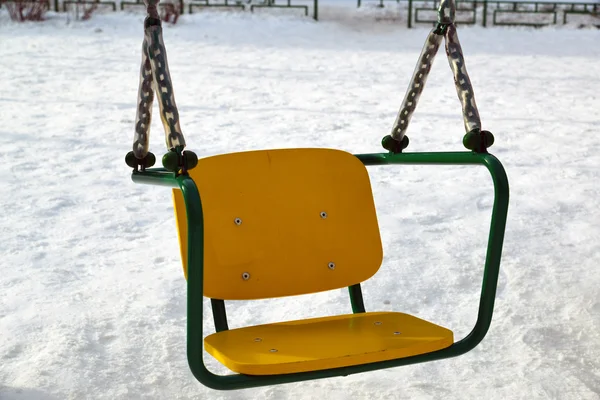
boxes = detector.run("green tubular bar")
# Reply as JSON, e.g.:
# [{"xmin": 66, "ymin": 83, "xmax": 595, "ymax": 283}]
[
  {"xmin": 131, "ymin": 151, "xmax": 509, "ymax": 390},
  {"xmin": 348, "ymin": 283, "xmax": 367, "ymax": 313}
]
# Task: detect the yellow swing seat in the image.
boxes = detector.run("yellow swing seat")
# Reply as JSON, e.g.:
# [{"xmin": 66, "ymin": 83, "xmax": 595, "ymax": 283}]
[
  {"xmin": 172, "ymin": 148, "xmax": 453, "ymax": 376},
  {"xmin": 127, "ymin": 0, "xmax": 511, "ymax": 387},
  {"xmin": 205, "ymin": 312, "xmax": 453, "ymax": 375}
]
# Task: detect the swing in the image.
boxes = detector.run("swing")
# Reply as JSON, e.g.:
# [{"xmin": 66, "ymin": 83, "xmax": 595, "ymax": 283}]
[{"xmin": 126, "ymin": 0, "xmax": 509, "ymax": 391}]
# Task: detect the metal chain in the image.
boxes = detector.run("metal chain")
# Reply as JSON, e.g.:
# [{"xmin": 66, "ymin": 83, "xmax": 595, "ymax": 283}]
[
  {"xmin": 132, "ymin": 1, "xmax": 186, "ymax": 160},
  {"xmin": 390, "ymin": 29, "xmax": 443, "ymax": 143},
  {"xmin": 146, "ymin": 25, "xmax": 186, "ymax": 150},
  {"xmin": 443, "ymin": 24, "xmax": 481, "ymax": 134},
  {"xmin": 390, "ymin": 0, "xmax": 483, "ymax": 145},
  {"xmin": 133, "ymin": 39, "xmax": 154, "ymax": 159}
]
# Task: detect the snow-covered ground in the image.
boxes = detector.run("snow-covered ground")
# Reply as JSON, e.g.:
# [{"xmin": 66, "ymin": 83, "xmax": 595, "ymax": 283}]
[{"xmin": 1, "ymin": 5, "xmax": 599, "ymax": 400}]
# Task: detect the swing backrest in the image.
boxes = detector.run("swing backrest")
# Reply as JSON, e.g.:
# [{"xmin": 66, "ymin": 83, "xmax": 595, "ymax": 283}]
[{"xmin": 172, "ymin": 148, "xmax": 383, "ymax": 300}]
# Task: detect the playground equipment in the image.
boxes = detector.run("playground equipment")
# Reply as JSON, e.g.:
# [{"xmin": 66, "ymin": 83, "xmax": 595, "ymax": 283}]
[{"xmin": 125, "ymin": 0, "xmax": 509, "ymax": 390}]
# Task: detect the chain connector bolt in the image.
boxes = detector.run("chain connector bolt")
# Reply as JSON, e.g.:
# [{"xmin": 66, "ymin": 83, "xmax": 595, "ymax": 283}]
[
  {"xmin": 162, "ymin": 146, "xmax": 198, "ymax": 173},
  {"xmin": 125, "ymin": 151, "xmax": 156, "ymax": 171},
  {"xmin": 382, "ymin": 135, "xmax": 409, "ymax": 154},
  {"xmin": 463, "ymin": 129, "xmax": 494, "ymax": 153}
]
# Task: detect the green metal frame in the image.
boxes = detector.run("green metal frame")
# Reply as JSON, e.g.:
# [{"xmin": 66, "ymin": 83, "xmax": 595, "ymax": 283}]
[
  {"xmin": 120, "ymin": 0, "xmax": 184, "ymax": 15},
  {"xmin": 188, "ymin": 0, "xmax": 245, "ymax": 14},
  {"xmin": 62, "ymin": 0, "xmax": 116, "ymax": 12},
  {"xmin": 186, "ymin": 0, "xmax": 318, "ymax": 19},
  {"xmin": 249, "ymin": 1, "xmax": 315, "ymax": 21},
  {"xmin": 562, "ymin": 3, "xmax": 598, "ymax": 24},
  {"xmin": 491, "ymin": 2, "xmax": 557, "ymax": 27},
  {"xmin": 356, "ymin": 0, "xmax": 598, "ymax": 28},
  {"xmin": 414, "ymin": 0, "xmax": 478, "ymax": 26},
  {"xmin": 131, "ymin": 150, "xmax": 509, "ymax": 391}
]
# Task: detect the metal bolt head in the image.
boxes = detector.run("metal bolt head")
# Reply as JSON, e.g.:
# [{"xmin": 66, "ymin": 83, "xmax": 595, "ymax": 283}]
[
  {"xmin": 234, "ymin": 218, "xmax": 242, "ymax": 226},
  {"xmin": 320, "ymin": 211, "xmax": 328, "ymax": 219},
  {"xmin": 269, "ymin": 349, "xmax": 278, "ymax": 353},
  {"xmin": 328, "ymin": 262, "xmax": 335, "ymax": 270},
  {"xmin": 393, "ymin": 331, "xmax": 401, "ymax": 335},
  {"xmin": 254, "ymin": 338, "xmax": 262, "ymax": 342},
  {"xmin": 374, "ymin": 321, "xmax": 382, "ymax": 326},
  {"xmin": 242, "ymin": 272, "xmax": 250, "ymax": 280}
]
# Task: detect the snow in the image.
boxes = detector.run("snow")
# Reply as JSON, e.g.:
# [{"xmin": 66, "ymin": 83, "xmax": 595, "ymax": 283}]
[{"xmin": 1, "ymin": 4, "xmax": 599, "ymax": 400}]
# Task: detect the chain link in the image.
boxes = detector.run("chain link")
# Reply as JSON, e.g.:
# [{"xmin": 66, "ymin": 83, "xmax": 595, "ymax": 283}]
[
  {"xmin": 132, "ymin": 6, "xmax": 186, "ymax": 160},
  {"xmin": 390, "ymin": 29, "xmax": 443, "ymax": 143},
  {"xmin": 443, "ymin": 24, "xmax": 481, "ymax": 134},
  {"xmin": 133, "ymin": 38, "xmax": 155, "ymax": 159},
  {"xmin": 438, "ymin": 0, "xmax": 456, "ymax": 24},
  {"xmin": 146, "ymin": 26, "xmax": 186, "ymax": 151}
]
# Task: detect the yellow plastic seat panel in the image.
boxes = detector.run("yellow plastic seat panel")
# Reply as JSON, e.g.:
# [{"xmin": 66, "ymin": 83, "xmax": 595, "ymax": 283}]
[
  {"xmin": 204, "ymin": 312, "xmax": 454, "ymax": 375},
  {"xmin": 172, "ymin": 148, "xmax": 383, "ymax": 300}
]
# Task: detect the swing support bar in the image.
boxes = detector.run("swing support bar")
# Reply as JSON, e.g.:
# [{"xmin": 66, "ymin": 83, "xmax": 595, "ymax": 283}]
[{"xmin": 131, "ymin": 150, "xmax": 509, "ymax": 390}]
